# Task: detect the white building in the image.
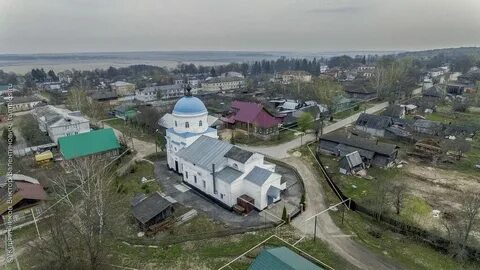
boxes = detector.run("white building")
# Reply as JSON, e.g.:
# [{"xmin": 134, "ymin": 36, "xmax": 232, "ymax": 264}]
[
  {"xmin": 202, "ymin": 77, "xmax": 244, "ymax": 92},
  {"xmin": 32, "ymin": 105, "xmax": 90, "ymax": 143},
  {"xmin": 110, "ymin": 81, "xmax": 136, "ymax": 96},
  {"xmin": 135, "ymin": 84, "xmax": 197, "ymax": 102},
  {"xmin": 281, "ymin": 71, "xmax": 312, "ymax": 84},
  {"xmin": 165, "ymin": 89, "xmax": 285, "ymax": 210}
]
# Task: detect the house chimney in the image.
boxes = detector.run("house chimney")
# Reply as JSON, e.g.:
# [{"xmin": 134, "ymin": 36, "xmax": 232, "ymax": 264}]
[{"xmin": 212, "ymin": 164, "xmax": 217, "ymax": 194}]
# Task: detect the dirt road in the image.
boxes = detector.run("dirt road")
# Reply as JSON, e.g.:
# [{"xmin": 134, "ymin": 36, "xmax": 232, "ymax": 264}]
[{"xmin": 286, "ymin": 157, "xmax": 401, "ymax": 270}]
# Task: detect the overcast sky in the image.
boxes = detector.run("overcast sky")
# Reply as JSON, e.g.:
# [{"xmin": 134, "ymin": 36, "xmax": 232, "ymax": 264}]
[{"xmin": 1, "ymin": 0, "xmax": 479, "ymax": 54}]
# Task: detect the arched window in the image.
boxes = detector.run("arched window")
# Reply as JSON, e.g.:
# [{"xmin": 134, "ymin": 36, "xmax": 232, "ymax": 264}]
[
  {"xmin": 185, "ymin": 122, "xmax": 189, "ymax": 128},
  {"xmin": 175, "ymin": 120, "xmax": 177, "ymax": 127},
  {"xmin": 199, "ymin": 120, "xmax": 203, "ymax": 127}
]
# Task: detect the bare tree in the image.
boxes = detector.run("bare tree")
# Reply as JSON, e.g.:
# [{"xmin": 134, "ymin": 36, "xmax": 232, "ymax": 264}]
[
  {"xmin": 388, "ymin": 183, "xmax": 407, "ymax": 215},
  {"xmin": 442, "ymin": 192, "xmax": 480, "ymax": 259},
  {"xmin": 29, "ymin": 156, "xmax": 121, "ymax": 269},
  {"xmin": 308, "ymin": 78, "xmax": 343, "ymax": 115},
  {"xmin": 66, "ymin": 87, "xmax": 88, "ymax": 111}
]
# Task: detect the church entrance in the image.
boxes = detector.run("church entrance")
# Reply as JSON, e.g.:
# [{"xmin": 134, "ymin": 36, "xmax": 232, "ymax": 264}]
[{"xmin": 175, "ymin": 160, "xmax": 179, "ymax": 172}]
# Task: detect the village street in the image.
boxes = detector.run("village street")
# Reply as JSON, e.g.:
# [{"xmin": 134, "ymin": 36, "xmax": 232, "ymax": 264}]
[{"xmin": 241, "ymin": 101, "xmax": 390, "ymax": 158}]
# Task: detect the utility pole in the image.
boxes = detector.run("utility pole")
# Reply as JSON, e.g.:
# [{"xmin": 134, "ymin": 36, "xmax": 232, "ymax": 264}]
[{"xmin": 31, "ymin": 209, "xmax": 41, "ymax": 240}]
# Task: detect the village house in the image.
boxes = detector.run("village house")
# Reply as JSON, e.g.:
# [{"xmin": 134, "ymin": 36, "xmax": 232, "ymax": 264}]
[
  {"xmin": 131, "ymin": 192, "xmax": 175, "ymax": 232},
  {"xmin": 428, "ymin": 67, "xmax": 445, "ymax": 79},
  {"xmin": 318, "ymin": 133, "xmax": 399, "ymax": 167},
  {"xmin": 110, "ymin": 81, "xmax": 136, "ymax": 96},
  {"xmin": 135, "ymin": 84, "xmax": 196, "ymax": 102},
  {"xmin": 165, "ymin": 89, "xmax": 286, "ymax": 211},
  {"xmin": 343, "ymin": 81, "xmax": 377, "ymax": 100},
  {"xmin": 202, "ymin": 77, "xmax": 245, "ymax": 92},
  {"xmin": 113, "ymin": 104, "xmax": 137, "ymax": 120},
  {"xmin": 4, "ymin": 96, "xmax": 44, "ymax": 113},
  {"xmin": 32, "ymin": 105, "xmax": 90, "ymax": 143},
  {"xmin": 281, "ymin": 70, "xmax": 312, "ymax": 84},
  {"xmin": 58, "ymin": 128, "xmax": 120, "ymax": 160},
  {"xmin": 458, "ymin": 69, "xmax": 480, "ymax": 85},
  {"xmin": 87, "ymin": 91, "xmax": 118, "ymax": 105},
  {"xmin": 223, "ymin": 100, "xmax": 284, "ymax": 139},
  {"xmin": 355, "ymin": 113, "xmax": 394, "ymax": 137},
  {"xmin": 422, "ymin": 85, "xmax": 445, "ymax": 101},
  {"xmin": 0, "ymin": 174, "xmax": 48, "ymax": 224},
  {"xmin": 413, "ymin": 119, "xmax": 444, "ymax": 136},
  {"xmin": 249, "ymin": 246, "xmax": 322, "ymax": 270},
  {"xmin": 382, "ymin": 105, "xmax": 406, "ymax": 119},
  {"xmin": 339, "ymin": 151, "xmax": 366, "ymax": 175}
]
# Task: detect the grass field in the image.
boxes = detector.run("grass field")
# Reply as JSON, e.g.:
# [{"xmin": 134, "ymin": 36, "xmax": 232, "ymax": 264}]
[{"xmin": 300, "ymin": 145, "xmax": 479, "ymax": 270}]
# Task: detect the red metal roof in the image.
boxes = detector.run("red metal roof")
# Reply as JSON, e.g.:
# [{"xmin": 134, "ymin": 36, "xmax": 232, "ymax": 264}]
[
  {"xmin": 230, "ymin": 101, "xmax": 283, "ymax": 128},
  {"xmin": 16, "ymin": 182, "xmax": 48, "ymax": 201}
]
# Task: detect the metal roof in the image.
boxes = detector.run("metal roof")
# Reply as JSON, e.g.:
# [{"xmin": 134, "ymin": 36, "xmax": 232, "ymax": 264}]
[
  {"xmin": 132, "ymin": 192, "xmax": 173, "ymax": 225},
  {"xmin": 216, "ymin": 166, "xmax": 243, "ymax": 184},
  {"xmin": 58, "ymin": 128, "xmax": 120, "ymax": 160},
  {"xmin": 176, "ymin": 136, "xmax": 233, "ymax": 171},
  {"xmin": 224, "ymin": 146, "xmax": 254, "ymax": 164},
  {"xmin": 248, "ymin": 246, "xmax": 322, "ymax": 270},
  {"xmin": 244, "ymin": 166, "xmax": 274, "ymax": 186},
  {"xmin": 320, "ymin": 133, "xmax": 398, "ymax": 156},
  {"xmin": 356, "ymin": 113, "xmax": 393, "ymax": 130}
]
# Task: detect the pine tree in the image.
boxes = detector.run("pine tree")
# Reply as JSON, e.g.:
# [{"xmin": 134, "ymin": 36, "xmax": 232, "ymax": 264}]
[{"xmin": 282, "ymin": 206, "xmax": 288, "ymax": 223}]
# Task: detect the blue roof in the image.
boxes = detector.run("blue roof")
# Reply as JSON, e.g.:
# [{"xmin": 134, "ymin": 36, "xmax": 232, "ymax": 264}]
[
  {"xmin": 172, "ymin": 96, "xmax": 207, "ymax": 116},
  {"xmin": 249, "ymin": 247, "xmax": 323, "ymax": 270}
]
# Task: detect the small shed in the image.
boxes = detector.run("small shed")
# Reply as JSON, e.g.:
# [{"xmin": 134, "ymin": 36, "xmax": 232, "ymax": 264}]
[
  {"xmin": 132, "ymin": 192, "xmax": 175, "ymax": 231},
  {"xmin": 339, "ymin": 151, "xmax": 366, "ymax": 175},
  {"xmin": 237, "ymin": 194, "xmax": 255, "ymax": 214}
]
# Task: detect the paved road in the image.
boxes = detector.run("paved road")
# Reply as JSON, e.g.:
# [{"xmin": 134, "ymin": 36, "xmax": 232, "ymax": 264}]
[
  {"xmin": 286, "ymin": 157, "xmax": 401, "ymax": 270},
  {"xmin": 241, "ymin": 101, "xmax": 389, "ymax": 158}
]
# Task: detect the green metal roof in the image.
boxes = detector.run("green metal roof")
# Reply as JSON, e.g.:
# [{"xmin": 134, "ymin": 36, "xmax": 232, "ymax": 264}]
[
  {"xmin": 59, "ymin": 128, "xmax": 120, "ymax": 160},
  {"xmin": 249, "ymin": 247, "xmax": 323, "ymax": 270}
]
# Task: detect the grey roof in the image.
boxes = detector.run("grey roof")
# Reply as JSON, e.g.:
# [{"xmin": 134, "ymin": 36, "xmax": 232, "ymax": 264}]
[
  {"xmin": 132, "ymin": 192, "xmax": 173, "ymax": 224},
  {"xmin": 131, "ymin": 193, "xmax": 147, "ymax": 207},
  {"xmin": 382, "ymin": 105, "xmax": 404, "ymax": 118},
  {"xmin": 336, "ymin": 144, "xmax": 374, "ymax": 159},
  {"xmin": 320, "ymin": 133, "xmax": 398, "ymax": 156},
  {"xmin": 423, "ymin": 85, "xmax": 444, "ymax": 98},
  {"xmin": 205, "ymin": 77, "xmax": 244, "ymax": 83},
  {"xmin": 356, "ymin": 113, "xmax": 393, "ymax": 129},
  {"xmin": 176, "ymin": 136, "xmax": 233, "ymax": 171},
  {"xmin": 224, "ymin": 146, "xmax": 254, "ymax": 163},
  {"xmin": 244, "ymin": 166, "xmax": 273, "ymax": 186},
  {"xmin": 216, "ymin": 166, "xmax": 243, "ymax": 184},
  {"xmin": 339, "ymin": 151, "xmax": 364, "ymax": 169},
  {"xmin": 413, "ymin": 119, "xmax": 443, "ymax": 130},
  {"xmin": 90, "ymin": 91, "xmax": 118, "ymax": 100}
]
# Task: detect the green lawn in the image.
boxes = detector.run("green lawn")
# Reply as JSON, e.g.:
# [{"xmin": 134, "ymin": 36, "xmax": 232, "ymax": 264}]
[
  {"xmin": 115, "ymin": 161, "xmax": 160, "ymax": 195},
  {"xmin": 104, "ymin": 118, "xmax": 157, "ymax": 143}
]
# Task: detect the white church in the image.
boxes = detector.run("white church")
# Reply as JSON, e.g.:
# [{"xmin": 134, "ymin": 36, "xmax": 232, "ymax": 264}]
[{"xmin": 166, "ymin": 86, "xmax": 286, "ymax": 210}]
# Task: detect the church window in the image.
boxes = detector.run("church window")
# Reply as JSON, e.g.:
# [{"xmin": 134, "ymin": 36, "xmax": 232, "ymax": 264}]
[
  {"xmin": 185, "ymin": 122, "xmax": 189, "ymax": 128},
  {"xmin": 194, "ymin": 175, "xmax": 197, "ymax": 183},
  {"xmin": 202, "ymin": 180, "xmax": 206, "ymax": 188},
  {"xmin": 185, "ymin": 171, "xmax": 189, "ymax": 179},
  {"xmin": 175, "ymin": 120, "xmax": 177, "ymax": 127},
  {"xmin": 199, "ymin": 120, "xmax": 203, "ymax": 127}
]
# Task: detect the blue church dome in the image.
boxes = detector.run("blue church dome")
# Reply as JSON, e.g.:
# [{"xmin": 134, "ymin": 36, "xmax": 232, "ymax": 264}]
[{"xmin": 172, "ymin": 96, "xmax": 207, "ymax": 116}]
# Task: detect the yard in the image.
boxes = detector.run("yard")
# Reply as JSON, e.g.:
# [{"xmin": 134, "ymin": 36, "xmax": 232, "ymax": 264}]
[
  {"xmin": 103, "ymin": 118, "xmax": 157, "ymax": 143},
  {"xmin": 116, "ymin": 160, "xmax": 160, "ymax": 195},
  {"xmin": 300, "ymin": 146, "xmax": 480, "ymax": 270}
]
